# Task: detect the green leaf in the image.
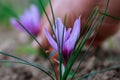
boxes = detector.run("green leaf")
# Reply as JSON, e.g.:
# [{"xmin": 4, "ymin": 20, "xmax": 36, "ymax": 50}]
[
  {"xmin": 100, "ymin": 12, "xmax": 120, "ymax": 21},
  {"xmin": 0, "ymin": 52, "xmax": 55, "ymax": 79},
  {"xmin": 78, "ymin": 65, "xmax": 120, "ymax": 80}
]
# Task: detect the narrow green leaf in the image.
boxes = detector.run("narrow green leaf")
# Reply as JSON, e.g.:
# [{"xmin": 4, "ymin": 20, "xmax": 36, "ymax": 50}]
[
  {"xmin": 100, "ymin": 12, "xmax": 120, "ymax": 21},
  {"xmin": 0, "ymin": 60, "xmax": 54, "ymax": 78},
  {"xmin": 81, "ymin": 7, "xmax": 99, "ymax": 35},
  {"xmin": 38, "ymin": 0, "xmax": 53, "ymax": 30},
  {"xmin": 0, "ymin": 52, "xmax": 54, "ymax": 79},
  {"xmin": 78, "ymin": 65, "xmax": 120, "ymax": 80},
  {"xmin": 59, "ymin": 14, "xmax": 67, "ymax": 79},
  {"xmin": 48, "ymin": 0, "xmax": 56, "ymax": 28},
  {"xmin": 38, "ymin": 0, "xmax": 59, "ymax": 79}
]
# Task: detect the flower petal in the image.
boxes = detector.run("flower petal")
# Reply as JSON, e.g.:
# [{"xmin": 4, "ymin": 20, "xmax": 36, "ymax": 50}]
[
  {"xmin": 10, "ymin": 18, "xmax": 23, "ymax": 31},
  {"xmin": 64, "ymin": 18, "xmax": 80, "ymax": 54},
  {"xmin": 44, "ymin": 28, "xmax": 58, "ymax": 51},
  {"xmin": 70, "ymin": 18, "xmax": 80, "ymax": 39},
  {"xmin": 56, "ymin": 18, "xmax": 64, "ymax": 47},
  {"xmin": 30, "ymin": 4, "xmax": 40, "ymax": 27},
  {"xmin": 64, "ymin": 28, "xmax": 71, "ymax": 41}
]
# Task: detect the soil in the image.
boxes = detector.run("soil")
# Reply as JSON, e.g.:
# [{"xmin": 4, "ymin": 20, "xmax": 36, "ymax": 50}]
[{"xmin": 0, "ymin": 27, "xmax": 120, "ymax": 80}]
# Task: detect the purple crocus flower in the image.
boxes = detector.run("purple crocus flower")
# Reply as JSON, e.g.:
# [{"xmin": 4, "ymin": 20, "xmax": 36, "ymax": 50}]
[
  {"xmin": 44, "ymin": 18, "xmax": 80, "ymax": 64},
  {"xmin": 10, "ymin": 4, "xmax": 40, "ymax": 36}
]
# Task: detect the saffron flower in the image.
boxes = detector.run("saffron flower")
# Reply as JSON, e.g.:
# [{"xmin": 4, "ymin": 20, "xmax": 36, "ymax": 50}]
[
  {"xmin": 44, "ymin": 18, "xmax": 80, "ymax": 64},
  {"xmin": 10, "ymin": 4, "xmax": 40, "ymax": 36}
]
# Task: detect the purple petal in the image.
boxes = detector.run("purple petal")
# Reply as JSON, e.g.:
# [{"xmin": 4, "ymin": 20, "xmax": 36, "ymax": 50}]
[
  {"xmin": 44, "ymin": 28, "xmax": 58, "ymax": 51},
  {"xmin": 19, "ymin": 15, "xmax": 33, "ymax": 33},
  {"xmin": 30, "ymin": 4, "xmax": 40, "ymax": 27},
  {"xmin": 64, "ymin": 28, "xmax": 71, "ymax": 41},
  {"xmin": 70, "ymin": 18, "xmax": 80, "ymax": 39},
  {"xmin": 64, "ymin": 18, "xmax": 80, "ymax": 54},
  {"xmin": 10, "ymin": 18, "xmax": 23, "ymax": 31},
  {"xmin": 20, "ymin": 10, "xmax": 34, "ymax": 28},
  {"xmin": 55, "ymin": 18, "xmax": 64, "ymax": 47}
]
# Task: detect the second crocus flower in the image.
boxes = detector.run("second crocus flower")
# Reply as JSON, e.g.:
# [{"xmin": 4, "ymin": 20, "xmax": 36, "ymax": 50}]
[{"xmin": 10, "ymin": 4, "xmax": 41, "ymax": 36}]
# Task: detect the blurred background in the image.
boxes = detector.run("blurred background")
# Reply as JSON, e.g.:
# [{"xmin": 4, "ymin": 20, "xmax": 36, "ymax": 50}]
[{"xmin": 0, "ymin": 0, "xmax": 120, "ymax": 80}]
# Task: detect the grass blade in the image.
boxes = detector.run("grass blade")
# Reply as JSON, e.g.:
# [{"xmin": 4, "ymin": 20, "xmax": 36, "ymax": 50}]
[
  {"xmin": 78, "ymin": 65, "xmax": 120, "ymax": 80},
  {"xmin": 38, "ymin": 0, "xmax": 53, "ymax": 28},
  {"xmin": 81, "ymin": 7, "xmax": 99, "ymax": 35},
  {"xmin": 48, "ymin": 0, "xmax": 56, "ymax": 28},
  {"xmin": 0, "ymin": 52, "xmax": 54, "ymax": 79},
  {"xmin": 38, "ymin": 0, "xmax": 60, "ymax": 79},
  {"xmin": 100, "ymin": 12, "xmax": 120, "ymax": 21},
  {"xmin": 0, "ymin": 60, "xmax": 54, "ymax": 79},
  {"xmin": 59, "ymin": 14, "xmax": 67, "ymax": 79}
]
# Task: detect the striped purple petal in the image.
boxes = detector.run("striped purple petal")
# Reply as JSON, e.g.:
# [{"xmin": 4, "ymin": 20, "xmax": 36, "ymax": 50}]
[
  {"xmin": 64, "ymin": 18, "xmax": 80, "ymax": 52},
  {"xmin": 29, "ymin": 4, "xmax": 40, "ymax": 27},
  {"xmin": 62, "ymin": 18, "xmax": 80, "ymax": 63},
  {"xmin": 64, "ymin": 28, "xmax": 71, "ymax": 41},
  {"xmin": 10, "ymin": 18, "xmax": 23, "ymax": 31},
  {"xmin": 44, "ymin": 28, "xmax": 58, "ymax": 51}
]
